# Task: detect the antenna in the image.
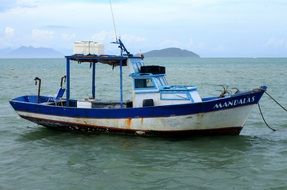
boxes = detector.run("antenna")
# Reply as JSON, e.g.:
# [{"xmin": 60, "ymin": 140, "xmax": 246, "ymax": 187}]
[{"xmin": 109, "ymin": 0, "xmax": 118, "ymax": 41}]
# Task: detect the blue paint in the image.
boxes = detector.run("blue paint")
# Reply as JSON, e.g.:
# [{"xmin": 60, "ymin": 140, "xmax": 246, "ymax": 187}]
[
  {"xmin": 49, "ymin": 88, "xmax": 66, "ymax": 103},
  {"xmin": 66, "ymin": 58, "xmax": 70, "ymax": 106},
  {"xmin": 10, "ymin": 88, "xmax": 265, "ymax": 119},
  {"xmin": 120, "ymin": 47, "xmax": 123, "ymax": 108},
  {"xmin": 92, "ymin": 62, "xmax": 96, "ymax": 99}
]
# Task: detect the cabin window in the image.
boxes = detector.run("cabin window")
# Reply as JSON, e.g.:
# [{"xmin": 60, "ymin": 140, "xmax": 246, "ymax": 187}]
[
  {"xmin": 152, "ymin": 77, "xmax": 167, "ymax": 87},
  {"xmin": 158, "ymin": 77, "xmax": 168, "ymax": 86},
  {"xmin": 160, "ymin": 91, "xmax": 191, "ymax": 101},
  {"xmin": 135, "ymin": 79, "xmax": 155, "ymax": 89},
  {"xmin": 153, "ymin": 78, "xmax": 161, "ymax": 87},
  {"xmin": 163, "ymin": 77, "xmax": 168, "ymax": 85}
]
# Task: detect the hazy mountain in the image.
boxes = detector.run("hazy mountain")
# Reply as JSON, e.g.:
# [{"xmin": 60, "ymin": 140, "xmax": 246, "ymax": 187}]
[
  {"xmin": 0, "ymin": 46, "xmax": 64, "ymax": 58},
  {"xmin": 144, "ymin": 47, "xmax": 200, "ymax": 58}
]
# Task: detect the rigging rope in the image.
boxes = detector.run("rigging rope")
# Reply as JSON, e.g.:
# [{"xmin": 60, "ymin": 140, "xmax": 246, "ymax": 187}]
[{"xmin": 109, "ymin": 0, "xmax": 118, "ymax": 41}]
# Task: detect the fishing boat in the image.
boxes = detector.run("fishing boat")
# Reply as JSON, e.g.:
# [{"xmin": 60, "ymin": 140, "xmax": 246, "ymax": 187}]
[{"xmin": 10, "ymin": 39, "xmax": 267, "ymax": 137}]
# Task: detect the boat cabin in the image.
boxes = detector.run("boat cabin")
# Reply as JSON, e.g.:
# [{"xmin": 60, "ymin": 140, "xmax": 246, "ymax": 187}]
[
  {"xmin": 63, "ymin": 40, "xmax": 202, "ymax": 109},
  {"xmin": 128, "ymin": 57, "xmax": 202, "ymax": 107}
]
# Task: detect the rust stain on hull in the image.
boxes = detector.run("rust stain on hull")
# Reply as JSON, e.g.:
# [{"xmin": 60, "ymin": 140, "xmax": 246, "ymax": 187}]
[
  {"xmin": 21, "ymin": 115, "xmax": 243, "ymax": 137},
  {"xmin": 125, "ymin": 118, "xmax": 132, "ymax": 129}
]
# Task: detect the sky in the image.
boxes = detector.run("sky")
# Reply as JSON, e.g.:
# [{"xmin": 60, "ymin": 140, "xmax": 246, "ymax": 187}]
[{"xmin": 0, "ymin": 0, "xmax": 287, "ymax": 57}]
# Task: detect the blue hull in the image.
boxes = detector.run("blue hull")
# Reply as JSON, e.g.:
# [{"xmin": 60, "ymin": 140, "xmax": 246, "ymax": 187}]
[
  {"xmin": 9, "ymin": 86, "xmax": 266, "ymax": 136},
  {"xmin": 10, "ymin": 87, "xmax": 266, "ymax": 118}
]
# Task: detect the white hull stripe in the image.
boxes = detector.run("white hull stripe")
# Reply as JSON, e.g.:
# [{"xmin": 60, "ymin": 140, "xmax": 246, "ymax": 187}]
[{"xmin": 16, "ymin": 104, "xmax": 255, "ymax": 131}]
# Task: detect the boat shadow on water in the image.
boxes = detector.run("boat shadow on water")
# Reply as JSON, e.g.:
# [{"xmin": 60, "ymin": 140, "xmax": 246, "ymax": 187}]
[{"xmin": 17, "ymin": 124, "xmax": 257, "ymax": 146}]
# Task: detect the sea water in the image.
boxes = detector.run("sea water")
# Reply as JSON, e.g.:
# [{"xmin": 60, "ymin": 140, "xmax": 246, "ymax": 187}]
[{"xmin": 0, "ymin": 58, "xmax": 287, "ymax": 189}]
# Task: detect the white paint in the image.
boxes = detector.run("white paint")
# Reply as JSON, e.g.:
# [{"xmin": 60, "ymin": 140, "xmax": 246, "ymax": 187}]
[
  {"xmin": 189, "ymin": 90, "xmax": 202, "ymax": 102},
  {"xmin": 16, "ymin": 104, "xmax": 255, "ymax": 132},
  {"xmin": 133, "ymin": 92, "xmax": 160, "ymax": 107},
  {"xmin": 133, "ymin": 90, "xmax": 201, "ymax": 107},
  {"xmin": 77, "ymin": 100, "xmax": 92, "ymax": 108}
]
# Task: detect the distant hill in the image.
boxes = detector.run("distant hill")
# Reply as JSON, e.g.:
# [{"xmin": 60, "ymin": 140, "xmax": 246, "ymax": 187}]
[
  {"xmin": 0, "ymin": 46, "xmax": 63, "ymax": 58},
  {"xmin": 144, "ymin": 47, "xmax": 200, "ymax": 58}
]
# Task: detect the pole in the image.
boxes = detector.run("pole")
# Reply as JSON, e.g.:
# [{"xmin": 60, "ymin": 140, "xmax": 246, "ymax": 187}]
[
  {"xmin": 34, "ymin": 77, "xmax": 41, "ymax": 103},
  {"xmin": 120, "ymin": 47, "xmax": 123, "ymax": 108},
  {"xmin": 120, "ymin": 60, "xmax": 123, "ymax": 108},
  {"xmin": 92, "ymin": 62, "xmax": 96, "ymax": 99},
  {"xmin": 66, "ymin": 58, "xmax": 70, "ymax": 106}
]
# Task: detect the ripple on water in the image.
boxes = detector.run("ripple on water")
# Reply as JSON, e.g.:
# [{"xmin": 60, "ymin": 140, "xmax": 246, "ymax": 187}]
[{"xmin": 1, "ymin": 58, "xmax": 287, "ymax": 189}]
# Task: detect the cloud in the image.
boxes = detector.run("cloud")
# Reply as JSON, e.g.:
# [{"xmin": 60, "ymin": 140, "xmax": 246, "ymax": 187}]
[
  {"xmin": 1, "ymin": 0, "xmax": 287, "ymax": 56},
  {"xmin": 61, "ymin": 33, "xmax": 76, "ymax": 41},
  {"xmin": 264, "ymin": 37, "xmax": 287, "ymax": 48},
  {"xmin": 91, "ymin": 31, "xmax": 145, "ymax": 43},
  {"xmin": 212, "ymin": 45, "xmax": 225, "ymax": 52},
  {"xmin": 0, "ymin": 0, "xmax": 36, "ymax": 11},
  {"xmin": 159, "ymin": 40, "xmax": 182, "ymax": 49},
  {"xmin": 0, "ymin": 0, "xmax": 16, "ymax": 11},
  {"xmin": 16, "ymin": 0, "xmax": 37, "ymax": 8},
  {"xmin": 91, "ymin": 31, "xmax": 114, "ymax": 42},
  {"xmin": 0, "ymin": 26, "xmax": 16, "ymax": 48},
  {"xmin": 41, "ymin": 25, "xmax": 72, "ymax": 30},
  {"xmin": 121, "ymin": 34, "xmax": 145, "ymax": 43},
  {"xmin": 90, "ymin": 30, "xmax": 145, "ymax": 53},
  {"xmin": 32, "ymin": 29, "xmax": 54, "ymax": 40},
  {"xmin": 4, "ymin": 27, "xmax": 15, "ymax": 38}
]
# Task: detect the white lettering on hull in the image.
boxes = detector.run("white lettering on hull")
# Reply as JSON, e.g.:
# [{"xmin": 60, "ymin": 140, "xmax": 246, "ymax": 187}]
[{"xmin": 214, "ymin": 96, "xmax": 255, "ymax": 109}]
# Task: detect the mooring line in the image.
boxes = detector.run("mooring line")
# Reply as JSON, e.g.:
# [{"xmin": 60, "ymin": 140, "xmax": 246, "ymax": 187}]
[
  {"xmin": 258, "ymin": 102, "xmax": 276, "ymax": 131},
  {"xmin": 264, "ymin": 91, "xmax": 287, "ymax": 112}
]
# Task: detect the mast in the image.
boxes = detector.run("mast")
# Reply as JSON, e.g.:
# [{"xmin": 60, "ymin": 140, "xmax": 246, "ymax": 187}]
[
  {"xmin": 66, "ymin": 57, "xmax": 70, "ymax": 106},
  {"xmin": 92, "ymin": 62, "xmax": 96, "ymax": 99},
  {"xmin": 120, "ymin": 41, "xmax": 123, "ymax": 108},
  {"xmin": 109, "ymin": 0, "xmax": 118, "ymax": 41},
  {"xmin": 117, "ymin": 38, "xmax": 131, "ymax": 108},
  {"xmin": 109, "ymin": 0, "xmax": 132, "ymax": 108}
]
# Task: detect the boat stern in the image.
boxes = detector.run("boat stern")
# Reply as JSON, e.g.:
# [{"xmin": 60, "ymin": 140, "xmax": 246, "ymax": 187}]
[
  {"xmin": 10, "ymin": 95, "xmax": 51, "ymax": 106},
  {"xmin": 9, "ymin": 95, "xmax": 51, "ymax": 113}
]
